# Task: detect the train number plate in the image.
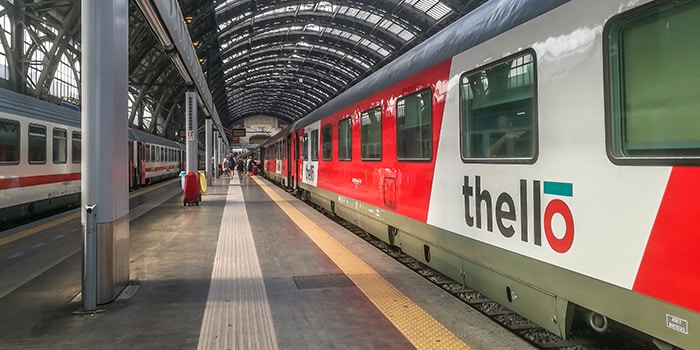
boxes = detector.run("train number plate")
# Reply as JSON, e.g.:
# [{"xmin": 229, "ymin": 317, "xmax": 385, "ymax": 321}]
[{"xmin": 666, "ymin": 314, "xmax": 688, "ymax": 334}]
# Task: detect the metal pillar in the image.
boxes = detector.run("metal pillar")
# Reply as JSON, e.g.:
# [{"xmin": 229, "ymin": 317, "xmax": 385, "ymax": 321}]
[
  {"xmin": 214, "ymin": 131, "xmax": 220, "ymax": 178},
  {"xmin": 205, "ymin": 118, "xmax": 212, "ymax": 185},
  {"xmin": 185, "ymin": 91, "xmax": 198, "ymax": 173},
  {"xmin": 81, "ymin": 0, "xmax": 129, "ymax": 310}
]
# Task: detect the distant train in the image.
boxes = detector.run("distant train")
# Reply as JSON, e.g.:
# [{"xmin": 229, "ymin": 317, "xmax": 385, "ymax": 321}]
[
  {"xmin": 0, "ymin": 88, "xmax": 199, "ymax": 228},
  {"xmin": 258, "ymin": 0, "xmax": 700, "ymax": 349}
]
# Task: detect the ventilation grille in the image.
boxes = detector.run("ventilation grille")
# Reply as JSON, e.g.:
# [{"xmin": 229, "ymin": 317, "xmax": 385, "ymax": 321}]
[{"xmin": 292, "ymin": 274, "xmax": 355, "ymax": 290}]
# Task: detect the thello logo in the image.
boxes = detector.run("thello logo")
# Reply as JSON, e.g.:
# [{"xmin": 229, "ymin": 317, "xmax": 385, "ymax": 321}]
[{"xmin": 462, "ymin": 176, "xmax": 575, "ymax": 253}]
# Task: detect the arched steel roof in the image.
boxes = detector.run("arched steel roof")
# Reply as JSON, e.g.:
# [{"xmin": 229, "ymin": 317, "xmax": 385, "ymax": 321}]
[
  {"xmin": 207, "ymin": 0, "xmax": 488, "ymax": 126},
  {"xmin": 1, "ymin": 0, "xmax": 488, "ymax": 139}
]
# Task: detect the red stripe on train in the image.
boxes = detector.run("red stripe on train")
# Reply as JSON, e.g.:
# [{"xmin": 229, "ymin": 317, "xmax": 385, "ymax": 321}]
[
  {"xmin": 633, "ymin": 167, "xmax": 700, "ymax": 312},
  {"xmin": 0, "ymin": 173, "xmax": 81, "ymax": 190}
]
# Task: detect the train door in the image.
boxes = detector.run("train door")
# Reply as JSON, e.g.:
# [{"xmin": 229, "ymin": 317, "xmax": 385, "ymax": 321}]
[
  {"xmin": 295, "ymin": 132, "xmax": 303, "ymax": 188},
  {"xmin": 287, "ymin": 134, "xmax": 294, "ymax": 189},
  {"xmin": 137, "ymin": 141, "xmax": 145, "ymax": 186},
  {"xmin": 128, "ymin": 140, "xmax": 134, "ymax": 188}
]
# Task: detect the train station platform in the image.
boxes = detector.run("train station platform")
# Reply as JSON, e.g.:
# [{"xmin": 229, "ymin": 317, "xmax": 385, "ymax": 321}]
[{"xmin": 0, "ymin": 175, "xmax": 534, "ymax": 349}]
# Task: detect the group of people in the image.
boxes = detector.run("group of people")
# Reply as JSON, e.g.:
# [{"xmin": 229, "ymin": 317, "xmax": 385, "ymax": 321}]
[{"xmin": 221, "ymin": 154, "xmax": 260, "ymax": 179}]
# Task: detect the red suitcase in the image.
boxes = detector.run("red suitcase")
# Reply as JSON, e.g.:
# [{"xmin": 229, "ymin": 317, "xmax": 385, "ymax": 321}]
[{"xmin": 183, "ymin": 171, "xmax": 201, "ymax": 206}]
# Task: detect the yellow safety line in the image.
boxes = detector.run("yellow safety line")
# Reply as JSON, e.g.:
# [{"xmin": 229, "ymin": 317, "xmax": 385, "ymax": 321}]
[
  {"xmin": 254, "ymin": 177, "xmax": 471, "ymax": 350},
  {"xmin": 0, "ymin": 179, "xmax": 179, "ymax": 247}
]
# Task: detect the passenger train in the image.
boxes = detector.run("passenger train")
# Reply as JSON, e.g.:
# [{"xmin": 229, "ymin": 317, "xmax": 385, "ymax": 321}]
[
  {"xmin": 258, "ymin": 0, "xmax": 700, "ymax": 349},
  {"xmin": 0, "ymin": 88, "xmax": 191, "ymax": 228}
]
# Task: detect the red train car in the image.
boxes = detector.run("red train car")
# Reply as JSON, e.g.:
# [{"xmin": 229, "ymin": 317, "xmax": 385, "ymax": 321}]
[{"xmin": 258, "ymin": 1, "xmax": 700, "ymax": 349}]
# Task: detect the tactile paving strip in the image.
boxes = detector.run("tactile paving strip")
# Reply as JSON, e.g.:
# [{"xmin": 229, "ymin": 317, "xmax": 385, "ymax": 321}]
[{"xmin": 197, "ymin": 177, "xmax": 279, "ymax": 350}]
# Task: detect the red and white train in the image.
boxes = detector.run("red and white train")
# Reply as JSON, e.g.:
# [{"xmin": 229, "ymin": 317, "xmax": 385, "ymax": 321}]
[
  {"xmin": 0, "ymin": 88, "xmax": 186, "ymax": 228},
  {"xmin": 258, "ymin": 0, "xmax": 700, "ymax": 348}
]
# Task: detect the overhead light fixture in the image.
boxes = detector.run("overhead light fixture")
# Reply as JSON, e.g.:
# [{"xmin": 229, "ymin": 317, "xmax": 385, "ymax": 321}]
[
  {"xmin": 184, "ymin": 15, "xmax": 193, "ymax": 24},
  {"xmin": 134, "ymin": 0, "xmax": 174, "ymax": 50},
  {"xmin": 171, "ymin": 54, "xmax": 193, "ymax": 85}
]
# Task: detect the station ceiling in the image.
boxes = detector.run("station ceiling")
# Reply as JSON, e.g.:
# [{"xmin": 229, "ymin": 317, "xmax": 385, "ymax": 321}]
[
  {"xmin": 0, "ymin": 0, "xmax": 487, "ymax": 137},
  {"xmin": 131, "ymin": 0, "xmax": 487, "ymax": 129}
]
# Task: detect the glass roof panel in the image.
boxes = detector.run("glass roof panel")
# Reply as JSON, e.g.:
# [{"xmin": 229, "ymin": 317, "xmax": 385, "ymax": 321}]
[
  {"xmin": 426, "ymin": 3, "xmax": 452, "ymax": 20},
  {"xmin": 209, "ymin": 0, "xmax": 463, "ymax": 125},
  {"xmin": 315, "ymin": 1, "xmax": 337, "ymax": 13},
  {"xmin": 404, "ymin": 0, "xmax": 453, "ymax": 20},
  {"xmin": 339, "ymin": 7, "xmax": 358, "ymax": 17}
]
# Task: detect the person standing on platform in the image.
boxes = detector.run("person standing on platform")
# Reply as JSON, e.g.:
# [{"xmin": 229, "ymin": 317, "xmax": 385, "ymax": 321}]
[
  {"xmin": 221, "ymin": 157, "xmax": 228, "ymax": 177},
  {"xmin": 245, "ymin": 156, "xmax": 253, "ymax": 176},
  {"xmin": 227, "ymin": 154, "xmax": 235, "ymax": 177},
  {"xmin": 236, "ymin": 157, "xmax": 245, "ymax": 179}
]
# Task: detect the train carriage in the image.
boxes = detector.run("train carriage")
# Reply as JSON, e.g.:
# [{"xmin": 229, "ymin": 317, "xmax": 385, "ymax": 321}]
[
  {"xmin": 0, "ymin": 88, "xmax": 82, "ymax": 226},
  {"xmin": 129, "ymin": 128, "xmax": 183, "ymax": 186},
  {"xmin": 259, "ymin": 0, "xmax": 700, "ymax": 349},
  {"xmin": 0, "ymin": 87, "xmax": 188, "ymax": 228}
]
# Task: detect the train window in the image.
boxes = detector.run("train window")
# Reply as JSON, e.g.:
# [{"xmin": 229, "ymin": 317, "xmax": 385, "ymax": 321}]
[
  {"xmin": 606, "ymin": 0, "xmax": 700, "ymax": 162},
  {"xmin": 311, "ymin": 129, "xmax": 319, "ymax": 161},
  {"xmin": 53, "ymin": 128, "xmax": 68, "ymax": 164},
  {"xmin": 361, "ymin": 106, "xmax": 382, "ymax": 160},
  {"xmin": 0, "ymin": 118, "xmax": 19, "ymax": 164},
  {"xmin": 322, "ymin": 125, "xmax": 332, "ymax": 161},
  {"xmin": 28, "ymin": 124, "xmax": 47, "ymax": 164},
  {"xmin": 460, "ymin": 51, "xmax": 536, "ymax": 162},
  {"xmin": 338, "ymin": 117, "xmax": 352, "ymax": 161},
  {"xmin": 302, "ymin": 133, "xmax": 309, "ymax": 161},
  {"xmin": 397, "ymin": 89, "xmax": 432, "ymax": 161},
  {"xmin": 72, "ymin": 132, "xmax": 81, "ymax": 163},
  {"xmin": 146, "ymin": 144, "xmax": 151, "ymax": 162}
]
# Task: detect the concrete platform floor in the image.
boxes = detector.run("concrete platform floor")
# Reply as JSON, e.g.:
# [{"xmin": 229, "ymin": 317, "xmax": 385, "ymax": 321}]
[{"xmin": 0, "ymin": 175, "xmax": 535, "ymax": 350}]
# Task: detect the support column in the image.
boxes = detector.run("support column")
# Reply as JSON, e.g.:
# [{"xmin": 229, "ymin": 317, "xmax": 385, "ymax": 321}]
[
  {"xmin": 81, "ymin": 0, "xmax": 129, "ymax": 309},
  {"xmin": 9, "ymin": 1, "xmax": 26, "ymax": 93},
  {"xmin": 185, "ymin": 91, "xmax": 198, "ymax": 173},
  {"xmin": 205, "ymin": 118, "xmax": 212, "ymax": 185},
  {"xmin": 214, "ymin": 131, "xmax": 220, "ymax": 178}
]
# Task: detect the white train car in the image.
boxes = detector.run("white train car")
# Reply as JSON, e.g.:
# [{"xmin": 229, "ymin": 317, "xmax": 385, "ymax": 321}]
[
  {"xmin": 0, "ymin": 88, "xmax": 186, "ymax": 228},
  {"xmin": 129, "ymin": 128, "xmax": 183, "ymax": 187},
  {"xmin": 0, "ymin": 88, "xmax": 81, "ymax": 226}
]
